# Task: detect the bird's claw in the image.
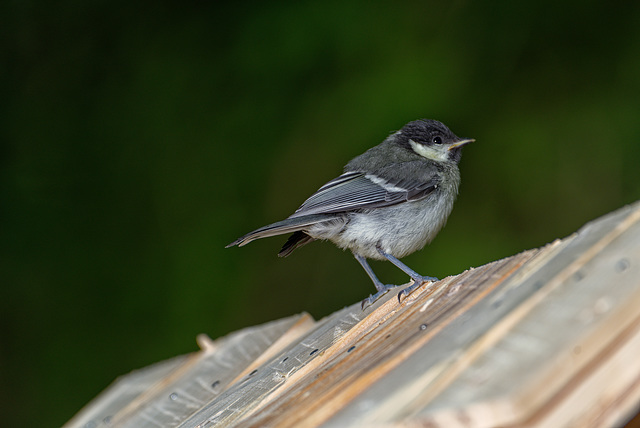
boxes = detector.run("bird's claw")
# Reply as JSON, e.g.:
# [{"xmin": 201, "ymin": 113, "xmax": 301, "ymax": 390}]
[
  {"xmin": 361, "ymin": 291, "xmax": 386, "ymax": 310},
  {"xmin": 360, "ymin": 285, "xmax": 399, "ymax": 310},
  {"xmin": 362, "ymin": 276, "xmax": 438, "ymax": 310},
  {"xmin": 360, "ymin": 295, "xmax": 376, "ymax": 311},
  {"xmin": 397, "ymin": 288, "xmax": 409, "ymax": 304},
  {"xmin": 397, "ymin": 276, "xmax": 438, "ymax": 303}
]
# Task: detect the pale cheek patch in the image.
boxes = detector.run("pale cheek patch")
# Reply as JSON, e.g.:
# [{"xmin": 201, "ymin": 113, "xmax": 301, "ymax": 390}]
[{"xmin": 409, "ymin": 139, "xmax": 449, "ymax": 162}]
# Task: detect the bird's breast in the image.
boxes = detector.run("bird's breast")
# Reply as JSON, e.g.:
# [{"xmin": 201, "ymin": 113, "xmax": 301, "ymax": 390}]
[{"xmin": 330, "ymin": 188, "xmax": 458, "ymax": 260}]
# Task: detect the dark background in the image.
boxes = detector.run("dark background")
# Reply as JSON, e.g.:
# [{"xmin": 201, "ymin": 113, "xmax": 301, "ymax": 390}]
[{"xmin": 2, "ymin": 1, "xmax": 640, "ymax": 426}]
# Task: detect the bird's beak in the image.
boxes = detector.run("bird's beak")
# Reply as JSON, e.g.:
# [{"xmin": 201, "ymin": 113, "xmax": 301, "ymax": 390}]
[{"xmin": 448, "ymin": 138, "xmax": 475, "ymax": 151}]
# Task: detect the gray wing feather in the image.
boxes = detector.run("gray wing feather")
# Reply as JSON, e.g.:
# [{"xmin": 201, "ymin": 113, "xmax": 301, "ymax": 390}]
[
  {"xmin": 289, "ymin": 166, "xmax": 439, "ymax": 218},
  {"xmin": 226, "ymin": 214, "xmax": 336, "ymax": 247}
]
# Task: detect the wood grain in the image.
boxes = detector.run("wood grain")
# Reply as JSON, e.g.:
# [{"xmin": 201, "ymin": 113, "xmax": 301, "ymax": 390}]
[{"xmin": 65, "ymin": 201, "xmax": 640, "ymax": 428}]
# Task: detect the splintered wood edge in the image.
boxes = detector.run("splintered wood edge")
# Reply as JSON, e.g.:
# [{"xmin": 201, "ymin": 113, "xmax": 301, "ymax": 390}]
[
  {"xmin": 242, "ymin": 251, "xmax": 541, "ymax": 428},
  {"xmin": 307, "ymin": 251, "xmax": 548, "ymax": 428}
]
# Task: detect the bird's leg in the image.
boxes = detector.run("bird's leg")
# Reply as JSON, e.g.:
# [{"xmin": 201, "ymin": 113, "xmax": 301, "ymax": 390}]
[
  {"xmin": 376, "ymin": 246, "xmax": 438, "ymax": 302},
  {"xmin": 353, "ymin": 253, "xmax": 397, "ymax": 310}
]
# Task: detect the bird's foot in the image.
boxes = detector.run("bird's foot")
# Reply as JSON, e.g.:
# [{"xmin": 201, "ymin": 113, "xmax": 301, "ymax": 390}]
[
  {"xmin": 397, "ymin": 276, "xmax": 438, "ymax": 303},
  {"xmin": 360, "ymin": 284, "xmax": 399, "ymax": 310}
]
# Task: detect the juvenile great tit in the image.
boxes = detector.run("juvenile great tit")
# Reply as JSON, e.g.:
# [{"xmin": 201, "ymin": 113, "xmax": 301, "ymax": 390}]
[{"xmin": 226, "ymin": 119, "xmax": 473, "ymax": 309}]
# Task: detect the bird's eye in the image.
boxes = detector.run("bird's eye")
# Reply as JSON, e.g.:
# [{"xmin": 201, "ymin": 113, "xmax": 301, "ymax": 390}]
[{"xmin": 432, "ymin": 136, "xmax": 443, "ymax": 145}]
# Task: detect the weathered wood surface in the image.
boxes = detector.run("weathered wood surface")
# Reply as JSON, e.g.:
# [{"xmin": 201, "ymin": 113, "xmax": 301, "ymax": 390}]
[
  {"xmin": 65, "ymin": 314, "xmax": 315, "ymax": 428},
  {"xmin": 65, "ymin": 201, "xmax": 640, "ymax": 428}
]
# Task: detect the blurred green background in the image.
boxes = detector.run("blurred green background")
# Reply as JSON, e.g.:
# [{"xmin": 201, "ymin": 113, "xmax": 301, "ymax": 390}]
[{"xmin": 2, "ymin": 0, "xmax": 640, "ymax": 426}]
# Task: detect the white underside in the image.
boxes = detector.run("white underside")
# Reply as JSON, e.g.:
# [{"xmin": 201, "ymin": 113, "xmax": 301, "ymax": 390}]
[{"xmin": 307, "ymin": 189, "xmax": 456, "ymax": 260}]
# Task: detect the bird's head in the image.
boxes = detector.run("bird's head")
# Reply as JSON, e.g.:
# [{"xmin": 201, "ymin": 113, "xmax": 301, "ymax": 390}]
[{"xmin": 395, "ymin": 119, "xmax": 474, "ymax": 164}]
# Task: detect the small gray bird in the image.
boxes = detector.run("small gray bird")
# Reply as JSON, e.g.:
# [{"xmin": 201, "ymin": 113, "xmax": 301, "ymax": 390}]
[{"xmin": 226, "ymin": 119, "xmax": 473, "ymax": 308}]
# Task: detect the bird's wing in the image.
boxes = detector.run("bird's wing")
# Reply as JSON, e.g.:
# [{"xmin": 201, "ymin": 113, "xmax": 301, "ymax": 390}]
[
  {"xmin": 226, "ymin": 162, "xmax": 440, "ymax": 248},
  {"xmin": 289, "ymin": 165, "xmax": 440, "ymax": 219}
]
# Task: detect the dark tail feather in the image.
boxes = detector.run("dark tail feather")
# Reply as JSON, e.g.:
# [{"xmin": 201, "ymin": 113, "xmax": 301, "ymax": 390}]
[
  {"xmin": 225, "ymin": 214, "xmax": 335, "ymax": 248},
  {"xmin": 278, "ymin": 231, "xmax": 315, "ymax": 257}
]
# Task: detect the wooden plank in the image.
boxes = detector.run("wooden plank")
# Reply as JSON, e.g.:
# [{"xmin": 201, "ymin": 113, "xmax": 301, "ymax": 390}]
[
  {"xmin": 320, "ymin": 201, "xmax": 640, "ymax": 427},
  {"xmin": 414, "ymin": 202, "xmax": 640, "ymax": 427},
  {"xmin": 239, "ymin": 201, "xmax": 640, "ymax": 428},
  {"xmin": 242, "ymin": 250, "xmax": 542, "ymax": 428},
  {"xmin": 64, "ymin": 201, "xmax": 640, "ymax": 428},
  {"xmin": 512, "ymin": 315, "xmax": 640, "ymax": 428},
  {"xmin": 63, "ymin": 355, "xmax": 188, "ymax": 428},
  {"xmin": 64, "ymin": 313, "xmax": 314, "ymax": 428},
  {"xmin": 176, "ymin": 302, "xmax": 375, "ymax": 427}
]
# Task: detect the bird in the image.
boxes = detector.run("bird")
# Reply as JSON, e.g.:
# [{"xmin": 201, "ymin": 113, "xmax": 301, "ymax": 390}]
[{"xmin": 226, "ymin": 119, "xmax": 473, "ymax": 309}]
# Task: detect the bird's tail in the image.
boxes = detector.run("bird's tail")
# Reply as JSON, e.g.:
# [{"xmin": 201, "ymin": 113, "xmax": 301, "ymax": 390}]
[{"xmin": 225, "ymin": 214, "xmax": 337, "ymax": 248}]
